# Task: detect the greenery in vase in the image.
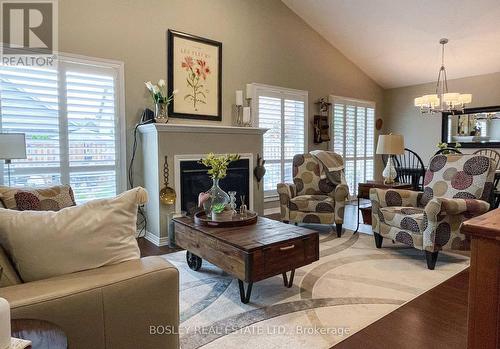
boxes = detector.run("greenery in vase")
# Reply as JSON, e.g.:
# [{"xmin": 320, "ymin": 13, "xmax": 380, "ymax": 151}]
[
  {"xmin": 145, "ymin": 79, "xmax": 178, "ymax": 104},
  {"xmin": 199, "ymin": 153, "xmax": 240, "ymax": 179},
  {"xmin": 211, "ymin": 203, "xmax": 226, "ymax": 214},
  {"xmin": 437, "ymin": 142, "xmax": 461, "ymax": 154}
]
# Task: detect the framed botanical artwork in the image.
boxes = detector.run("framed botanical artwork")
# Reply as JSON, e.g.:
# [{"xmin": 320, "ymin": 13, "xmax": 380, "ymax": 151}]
[{"xmin": 168, "ymin": 30, "xmax": 222, "ymax": 121}]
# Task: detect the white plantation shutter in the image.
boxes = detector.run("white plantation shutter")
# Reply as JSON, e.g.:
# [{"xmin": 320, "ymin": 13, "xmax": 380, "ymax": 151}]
[
  {"xmin": 0, "ymin": 66, "xmax": 61, "ymax": 187},
  {"xmin": 253, "ymin": 84, "xmax": 307, "ymax": 197},
  {"xmin": 331, "ymin": 96, "xmax": 375, "ymax": 197},
  {"xmin": 0, "ymin": 55, "xmax": 125, "ymax": 203},
  {"xmin": 284, "ymin": 97, "xmax": 305, "ymax": 183}
]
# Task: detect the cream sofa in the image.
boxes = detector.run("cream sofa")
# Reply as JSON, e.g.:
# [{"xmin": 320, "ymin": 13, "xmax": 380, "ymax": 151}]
[{"xmin": 0, "ymin": 254, "xmax": 179, "ymax": 348}]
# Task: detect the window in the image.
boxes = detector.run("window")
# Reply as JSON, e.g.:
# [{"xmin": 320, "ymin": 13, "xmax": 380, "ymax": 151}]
[
  {"xmin": 0, "ymin": 54, "xmax": 125, "ymax": 203},
  {"xmin": 252, "ymin": 84, "xmax": 308, "ymax": 198},
  {"xmin": 331, "ymin": 96, "xmax": 375, "ymax": 197}
]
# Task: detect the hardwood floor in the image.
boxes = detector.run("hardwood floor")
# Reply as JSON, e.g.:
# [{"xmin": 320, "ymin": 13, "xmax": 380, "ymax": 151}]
[
  {"xmin": 137, "ymin": 237, "xmax": 181, "ymax": 257},
  {"xmin": 333, "ymin": 269, "xmax": 469, "ymax": 349}
]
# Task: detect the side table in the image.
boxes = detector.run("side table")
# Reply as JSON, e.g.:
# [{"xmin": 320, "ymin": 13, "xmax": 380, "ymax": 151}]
[
  {"xmin": 354, "ymin": 181, "xmax": 413, "ymax": 233},
  {"xmin": 11, "ymin": 319, "xmax": 67, "ymax": 349}
]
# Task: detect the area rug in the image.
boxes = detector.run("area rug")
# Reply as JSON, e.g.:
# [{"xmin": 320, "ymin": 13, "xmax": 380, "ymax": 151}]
[{"xmin": 164, "ymin": 227, "xmax": 469, "ymax": 349}]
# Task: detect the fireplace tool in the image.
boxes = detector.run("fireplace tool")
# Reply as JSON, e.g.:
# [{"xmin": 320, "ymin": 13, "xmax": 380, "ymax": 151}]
[{"xmin": 160, "ymin": 156, "xmax": 176, "ymax": 205}]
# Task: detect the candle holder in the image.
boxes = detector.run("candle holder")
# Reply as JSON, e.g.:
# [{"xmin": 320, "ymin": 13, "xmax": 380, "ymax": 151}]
[{"xmin": 234, "ymin": 104, "xmax": 243, "ymax": 126}]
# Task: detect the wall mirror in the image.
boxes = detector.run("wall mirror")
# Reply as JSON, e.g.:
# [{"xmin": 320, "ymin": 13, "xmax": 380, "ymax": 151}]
[{"xmin": 441, "ymin": 106, "xmax": 500, "ymax": 148}]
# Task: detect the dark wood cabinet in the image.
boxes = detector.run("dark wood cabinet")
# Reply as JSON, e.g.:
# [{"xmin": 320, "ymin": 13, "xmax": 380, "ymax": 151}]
[{"xmin": 461, "ymin": 208, "xmax": 500, "ymax": 349}]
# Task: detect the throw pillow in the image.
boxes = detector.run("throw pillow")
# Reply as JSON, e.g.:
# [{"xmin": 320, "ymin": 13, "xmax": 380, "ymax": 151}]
[
  {"xmin": 0, "ymin": 187, "xmax": 147, "ymax": 282},
  {"xmin": 0, "ymin": 185, "xmax": 76, "ymax": 211}
]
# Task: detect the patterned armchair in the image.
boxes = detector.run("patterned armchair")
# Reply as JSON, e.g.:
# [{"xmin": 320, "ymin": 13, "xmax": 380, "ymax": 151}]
[
  {"xmin": 277, "ymin": 153, "xmax": 349, "ymax": 237},
  {"xmin": 371, "ymin": 154, "xmax": 496, "ymax": 269}
]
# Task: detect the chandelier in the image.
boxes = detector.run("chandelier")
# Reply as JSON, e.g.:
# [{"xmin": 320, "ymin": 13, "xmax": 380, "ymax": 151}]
[{"xmin": 414, "ymin": 38, "xmax": 471, "ymax": 114}]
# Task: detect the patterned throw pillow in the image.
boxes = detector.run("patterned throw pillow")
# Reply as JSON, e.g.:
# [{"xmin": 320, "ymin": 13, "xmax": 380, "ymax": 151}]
[{"xmin": 0, "ymin": 185, "xmax": 76, "ymax": 211}]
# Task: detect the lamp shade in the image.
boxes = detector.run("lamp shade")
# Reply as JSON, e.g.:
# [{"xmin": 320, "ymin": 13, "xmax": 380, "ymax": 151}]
[
  {"xmin": 0, "ymin": 133, "xmax": 26, "ymax": 160},
  {"xmin": 376, "ymin": 134, "xmax": 404, "ymax": 155}
]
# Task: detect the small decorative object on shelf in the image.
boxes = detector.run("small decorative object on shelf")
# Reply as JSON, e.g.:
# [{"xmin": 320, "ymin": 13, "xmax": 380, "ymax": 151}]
[
  {"xmin": 242, "ymin": 106, "xmax": 252, "ymax": 126},
  {"xmin": 233, "ymin": 88, "xmax": 253, "ymax": 127},
  {"xmin": 254, "ymin": 154, "xmax": 266, "ymax": 189},
  {"xmin": 313, "ymin": 97, "xmax": 331, "ymax": 143},
  {"xmin": 199, "ymin": 153, "xmax": 240, "ymax": 220},
  {"xmin": 234, "ymin": 90, "xmax": 244, "ymax": 126},
  {"xmin": 144, "ymin": 80, "xmax": 177, "ymax": 123},
  {"xmin": 160, "ymin": 156, "xmax": 176, "ymax": 205}
]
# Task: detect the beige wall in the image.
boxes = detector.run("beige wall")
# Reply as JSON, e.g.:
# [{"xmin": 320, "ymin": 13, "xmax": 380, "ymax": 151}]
[
  {"xmin": 383, "ymin": 72, "xmax": 500, "ymax": 163},
  {"xmin": 58, "ymin": 0, "xmax": 383, "ymax": 186}
]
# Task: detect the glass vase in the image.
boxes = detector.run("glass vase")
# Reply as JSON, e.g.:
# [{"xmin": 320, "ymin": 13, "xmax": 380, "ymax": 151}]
[
  {"xmin": 155, "ymin": 102, "xmax": 169, "ymax": 123},
  {"xmin": 208, "ymin": 178, "xmax": 230, "ymax": 219}
]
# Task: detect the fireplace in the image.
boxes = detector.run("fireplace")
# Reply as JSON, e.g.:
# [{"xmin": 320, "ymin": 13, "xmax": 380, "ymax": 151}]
[{"xmin": 174, "ymin": 153, "xmax": 254, "ymax": 214}]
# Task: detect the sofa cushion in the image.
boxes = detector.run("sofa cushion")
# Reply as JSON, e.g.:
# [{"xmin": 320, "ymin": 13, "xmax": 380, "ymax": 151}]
[
  {"xmin": 289, "ymin": 195, "xmax": 335, "ymax": 213},
  {"xmin": 380, "ymin": 206, "xmax": 425, "ymax": 233},
  {"xmin": 0, "ymin": 245, "xmax": 22, "ymax": 287},
  {"xmin": 0, "ymin": 187, "xmax": 147, "ymax": 282},
  {"xmin": 0, "ymin": 185, "xmax": 76, "ymax": 211}
]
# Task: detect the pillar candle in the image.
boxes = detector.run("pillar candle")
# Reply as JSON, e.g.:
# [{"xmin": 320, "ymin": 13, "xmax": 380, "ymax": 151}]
[
  {"xmin": 0, "ymin": 298, "xmax": 10, "ymax": 349},
  {"xmin": 235, "ymin": 90, "xmax": 243, "ymax": 106},
  {"xmin": 243, "ymin": 107, "xmax": 251, "ymax": 124},
  {"xmin": 246, "ymin": 84, "xmax": 253, "ymax": 100}
]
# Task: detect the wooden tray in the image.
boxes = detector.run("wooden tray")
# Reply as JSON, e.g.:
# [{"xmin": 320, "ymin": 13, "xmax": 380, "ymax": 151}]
[{"xmin": 194, "ymin": 210, "xmax": 258, "ymax": 227}]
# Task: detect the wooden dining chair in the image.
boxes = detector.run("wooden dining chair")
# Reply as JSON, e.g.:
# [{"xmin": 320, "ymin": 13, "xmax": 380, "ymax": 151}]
[
  {"xmin": 382, "ymin": 148, "xmax": 426, "ymax": 191},
  {"xmin": 473, "ymin": 148, "xmax": 500, "ymax": 209}
]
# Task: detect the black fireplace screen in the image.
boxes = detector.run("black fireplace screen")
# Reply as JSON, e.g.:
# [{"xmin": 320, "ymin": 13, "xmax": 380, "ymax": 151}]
[{"xmin": 179, "ymin": 158, "xmax": 250, "ymax": 214}]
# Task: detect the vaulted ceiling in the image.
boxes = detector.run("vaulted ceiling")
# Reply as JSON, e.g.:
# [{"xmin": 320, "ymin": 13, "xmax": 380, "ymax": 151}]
[{"xmin": 282, "ymin": 0, "xmax": 500, "ymax": 89}]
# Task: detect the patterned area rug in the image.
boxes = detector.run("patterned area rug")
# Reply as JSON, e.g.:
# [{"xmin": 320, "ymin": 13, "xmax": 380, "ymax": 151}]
[{"xmin": 164, "ymin": 227, "xmax": 469, "ymax": 349}]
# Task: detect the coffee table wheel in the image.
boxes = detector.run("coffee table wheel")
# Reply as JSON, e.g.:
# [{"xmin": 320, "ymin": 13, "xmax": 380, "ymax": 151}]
[{"xmin": 186, "ymin": 251, "xmax": 202, "ymax": 271}]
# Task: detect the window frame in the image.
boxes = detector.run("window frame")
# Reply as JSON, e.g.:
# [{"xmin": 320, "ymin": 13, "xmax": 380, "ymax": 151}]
[
  {"xmin": 330, "ymin": 95, "xmax": 375, "ymax": 198},
  {"xmin": 250, "ymin": 83, "xmax": 308, "ymax": 199},
  {"xmin": 0, "ymin": 52, "xmax": 127, "ymax": 198}
]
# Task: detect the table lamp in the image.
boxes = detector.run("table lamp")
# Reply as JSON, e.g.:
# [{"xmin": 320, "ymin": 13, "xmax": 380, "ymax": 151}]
[
  {"xmin": 0, "ymin": 133, "xmax": 27, "ymax": 186},
  {"xmin": 376, "ymin": 134, "xmax": 404, "ymax": 184}
]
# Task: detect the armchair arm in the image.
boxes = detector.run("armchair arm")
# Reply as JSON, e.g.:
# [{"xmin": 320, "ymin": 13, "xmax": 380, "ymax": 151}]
[
  {"xmin": 370, "ymin": 188, "xmax": 422, "ymax": 208},
  {"xmin": 277, "ymin": 183, "xmax": 296, "ymax": 221},
  {"xmin": 0, "ymin": 257, "xmax": 179, "ymax": 349},
  {"xmin": 423, "ymin": 198, "xmax": 490, "ymax": 252},
  {"xmin": 333, "ymin": 184, "xmax": 349, "ymax": 224},
  {"xmin": 431, "ymin": 197, "xmax": 490, "ymax": 216}
]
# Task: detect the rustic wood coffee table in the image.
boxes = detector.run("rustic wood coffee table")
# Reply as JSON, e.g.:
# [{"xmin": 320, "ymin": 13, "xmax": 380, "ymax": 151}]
[{"xmin": 173, "ymin": 216, "xmax": 319, "ymax": 303}]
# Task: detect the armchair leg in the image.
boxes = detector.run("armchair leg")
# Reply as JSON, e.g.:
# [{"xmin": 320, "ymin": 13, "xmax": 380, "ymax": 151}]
[
  {"xmin": 336, "ymin": 224, "xmax": 342, "ymax": 238},
  {"xmin": 374, "ymin": 233, "xmax": 383, "ymax": 248},
  {"xmin": 425, "ymin": 251, "xmax": 439, "ymax": 270}
]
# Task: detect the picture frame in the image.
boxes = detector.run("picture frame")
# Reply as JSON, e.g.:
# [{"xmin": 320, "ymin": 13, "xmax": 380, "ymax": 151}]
[{"xmin": 167, "ymin": 30, "xmax": 222, "ymax": 121}]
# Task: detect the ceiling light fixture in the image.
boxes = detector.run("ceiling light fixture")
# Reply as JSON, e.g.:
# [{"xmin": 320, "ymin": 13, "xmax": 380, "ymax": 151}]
[{"xmin": 414, "ymin": 38, "xmax": 472, "ymax": 115}]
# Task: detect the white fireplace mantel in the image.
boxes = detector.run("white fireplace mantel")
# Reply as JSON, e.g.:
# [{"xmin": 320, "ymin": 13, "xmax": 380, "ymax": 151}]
[
  {"xmin": 138, "ymin": 123, "xmax": 268, "ymax": 135},
  {"xmin": 138, "ymin": 122, "xmax": 267, "ymax": 246}
]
